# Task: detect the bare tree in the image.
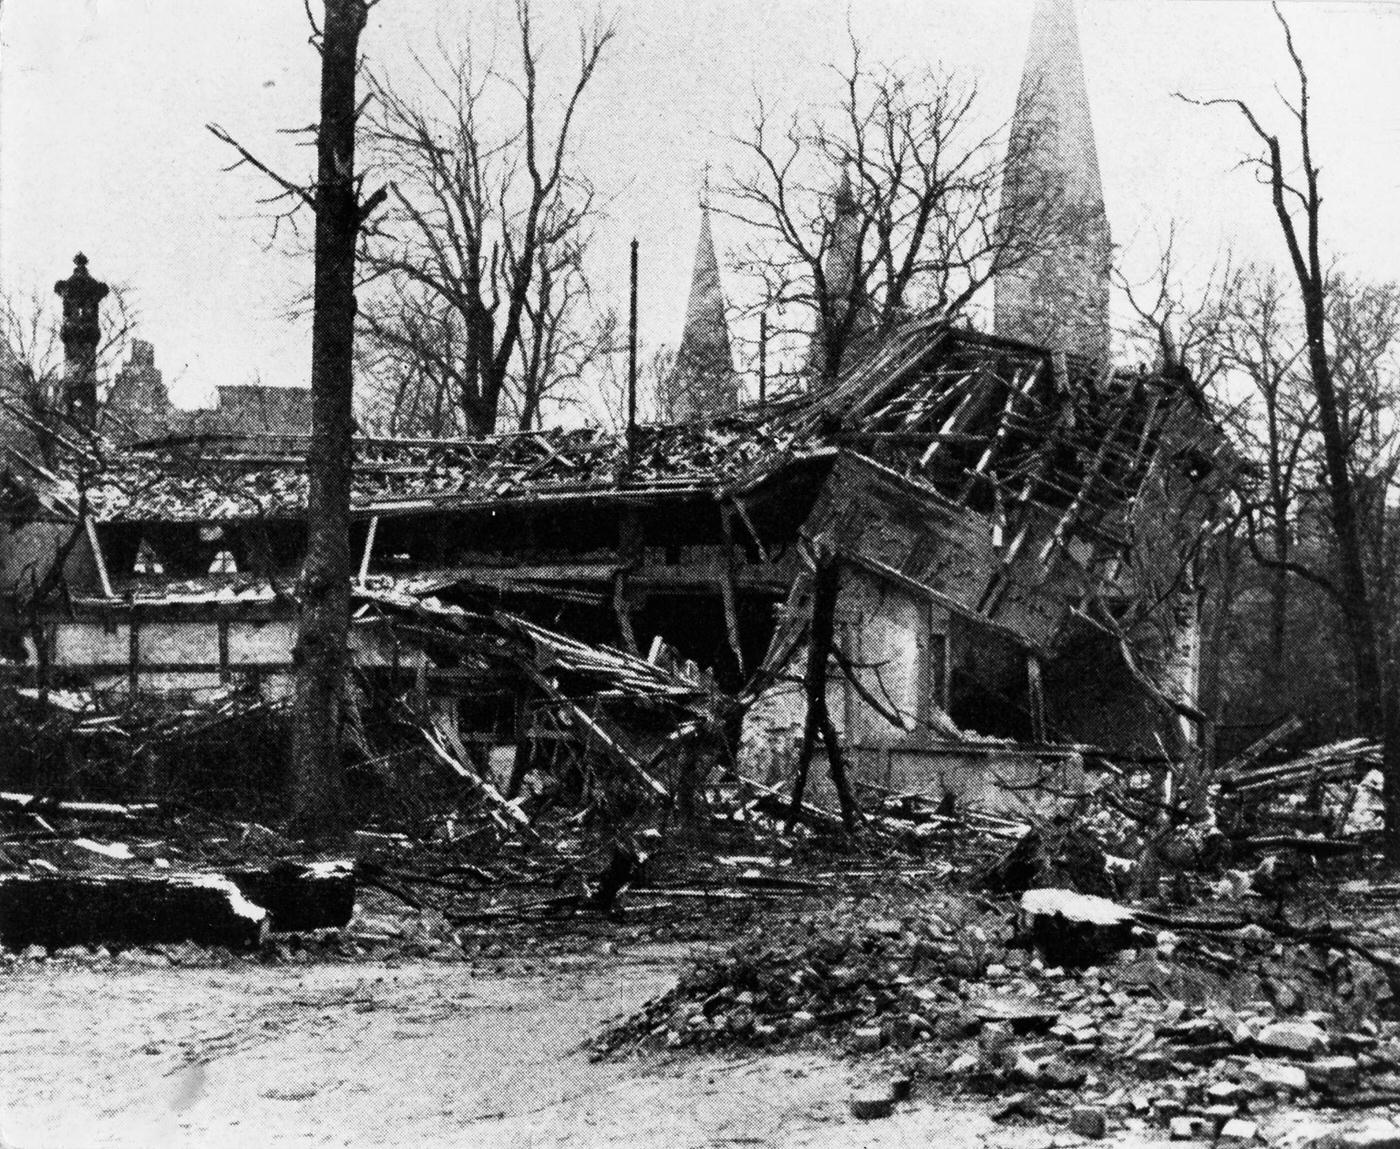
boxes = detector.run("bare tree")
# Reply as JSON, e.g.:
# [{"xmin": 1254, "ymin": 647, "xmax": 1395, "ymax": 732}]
[
  {"xmin": 1185, "ymin": 3, "xmax": 1400, "ymax": 853},
  {"xmin": 0, "ymin": 284, "xmax": 138, "ymax": 466},
  {"xmin": 211, "ymin": 0, "xmax": 386, "ymax": 837},
  {"xmin": 1220, "ymin": 267, "xmax": 1312, "ymax": 689},
  {"xmin": 1115, "ymin": 225, "xmax": 1238, "ymax": 391},
  {"xmin": 720, "ymin": 42, "xmax": 1067, "ymax": 383},
  {"xmin": 358, "ymin": 2, "xmax": 615, "ymax": 437}
]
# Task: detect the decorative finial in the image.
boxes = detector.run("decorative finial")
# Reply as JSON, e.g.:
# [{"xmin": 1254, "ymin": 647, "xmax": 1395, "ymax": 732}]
[{"xmin": 74, "ymin": 252, "xmax": 88, "ymax": 270}]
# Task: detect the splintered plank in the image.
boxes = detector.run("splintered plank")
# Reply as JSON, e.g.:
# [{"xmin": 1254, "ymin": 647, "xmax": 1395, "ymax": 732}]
[
  {"xmin": 0, "ymin": 792, "xmax": 160, "ymax": 821},
  {"xmin": 0, "ymin": 872, "xmax": 267, "ymax": 951}
]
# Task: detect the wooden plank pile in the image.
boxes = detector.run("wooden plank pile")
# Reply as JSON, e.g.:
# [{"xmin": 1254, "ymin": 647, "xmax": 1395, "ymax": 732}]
[{"xmin": 1226, "ymin": 737, "xmax": 1381, "ymax": 797}]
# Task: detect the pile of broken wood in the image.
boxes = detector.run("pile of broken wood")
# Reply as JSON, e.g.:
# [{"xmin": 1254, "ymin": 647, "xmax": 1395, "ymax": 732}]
[{"xmin": 0, "ymin": 789, "xmax": 354, "ymax": 952}]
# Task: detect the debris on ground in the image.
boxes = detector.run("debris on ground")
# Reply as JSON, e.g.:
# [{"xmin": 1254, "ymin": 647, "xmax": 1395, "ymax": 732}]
[
  {"xmin": 10, "ymin": 670, "xmax": 1400, "ymax": 1145},
  {"xmin": 595, "ymin": 861, "xmax": 1400, "ymax": 1141}
]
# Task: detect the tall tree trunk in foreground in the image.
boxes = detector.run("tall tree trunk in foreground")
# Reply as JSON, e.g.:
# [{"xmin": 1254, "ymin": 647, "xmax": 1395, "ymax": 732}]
[
  {"xmin": 290, "ymin": 0, "xmax": 369, "ymax": 838},
  {"xmin": 1191, "ymin": 6, "xmax": 1400, "ymax": 856}
]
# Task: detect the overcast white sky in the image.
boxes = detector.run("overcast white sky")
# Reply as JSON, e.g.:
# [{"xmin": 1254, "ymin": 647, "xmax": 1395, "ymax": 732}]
[{"xmin": 2, "ymin": 0, "xmax": 1398, "ymax": 409}]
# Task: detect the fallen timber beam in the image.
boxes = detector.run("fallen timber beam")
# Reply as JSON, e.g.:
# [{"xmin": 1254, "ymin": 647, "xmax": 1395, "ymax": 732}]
[
  {"xmin": 0, "ymin": 792, "xmax": 160, "ymax": 822},
  {"xmin": 734, "ymin": 772, "xmax": 846, "ymax": 833},
  {"xmin": 1231, "ymin": 760, "xmax": 1367, "ymax": 795},
  {"xmin": 834, "ymin": 431, "xmax": 992, "ymax": 447},
  {"xmin": 519, "ymin": 667, "xmax": 671, "ymax": 800},
  {"xmin": 0, "ymin": 872, "xmax": 267, "ymax": 951},
  {"xmin": 423, "ymin": 721, "xmax": 537, "ymax": 840},
  {"xmin": 224, "ymin": 860, "xmax": 356, "ymax": 932},
  {"xmin": 1230, "ymin": 835, "xmax": 1365, "ymax": 857},
  {"xmin": 1220, "ymin": 715, "xmax": 1304, "ymax": 776}
]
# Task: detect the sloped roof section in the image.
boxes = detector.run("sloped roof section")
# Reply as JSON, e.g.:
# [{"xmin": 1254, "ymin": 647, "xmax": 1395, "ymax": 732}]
[{"xmin": 17, "ymin": 321, "xmax": 1221, "ymax": 551}]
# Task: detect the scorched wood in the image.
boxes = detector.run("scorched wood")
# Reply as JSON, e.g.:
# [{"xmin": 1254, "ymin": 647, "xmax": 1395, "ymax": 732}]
[
  {"xmin": 224, "ymin": 860, "xmax": 355, "ymax": 932},
  {"xmin": 0, "ymin": 872, "xmax": 267, "ymax": 950}
]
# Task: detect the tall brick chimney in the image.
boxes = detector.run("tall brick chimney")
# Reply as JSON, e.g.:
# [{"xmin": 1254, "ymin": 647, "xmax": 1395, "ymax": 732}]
[{"xmin": 53, "ymin": 252, "xmax": 109, "ymax": 427}]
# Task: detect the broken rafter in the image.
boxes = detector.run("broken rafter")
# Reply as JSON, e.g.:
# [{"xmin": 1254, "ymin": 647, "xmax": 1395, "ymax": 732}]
[
  {"xmin": 1037, "ymin": 389, "xmax": 1141, "ymax": 566},
  {"xmin": 1220, "ymin": 715, "xmax": 1305, "ymax": 776},
  {"xmin": 422, "ymin": 720, "xmax": 537, "ymax": 839},
  {"xmin": 519, "ymin": 665, "xmax": 671, "ymax": 801},
  {"xmin": 718, "ymin": 502, "xmax": 746, "ymax": 678},
  {"xmin": 957, "ymin": 364, "xmax": 1041, "ymax": 503}
]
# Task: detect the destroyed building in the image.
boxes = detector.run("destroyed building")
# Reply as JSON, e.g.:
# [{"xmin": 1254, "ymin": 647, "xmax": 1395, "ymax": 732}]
[
  {"xmin": 0, "ymin": 314, "xmax": 1227, "ymax": 809},
  {"xmin": 104, "ymin": 338, "xmax": 311, "ymax": 446},
  {"xmin": 0, "ymin": 0, "xmax": 1228, "ymax": 813}
]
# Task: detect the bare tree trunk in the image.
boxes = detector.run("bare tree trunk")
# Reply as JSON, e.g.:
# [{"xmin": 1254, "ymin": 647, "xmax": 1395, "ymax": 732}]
[
  {"xmin": 290, "ymin": 0, "xmax": 368, "ymax": 838},
  {"xmin": 1302, "ymin": 289, "xmax": 1400, "ymax": 853},
  {"xmin": 1268, "ymin": 531, "xmax": 1289, "ymax": 688},
  {"xmin": 1190, "ymin": 9, "xmax": 1400, "ymax": 856},
  {"xmin": 787, "ymin": 547, "xmax": 859, "ymax": 833}
]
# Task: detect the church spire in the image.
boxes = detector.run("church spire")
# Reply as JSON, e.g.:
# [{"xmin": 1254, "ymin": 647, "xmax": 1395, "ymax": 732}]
[
  {"xmin": 808, "ymin": 166, "xmax": 872, "ymax": 379},
  {"xmin": 660, "ymin": 200, "xmax": 738, "ymax": 422},
  {"xmin": 995, "ymin": 0, "xmax": 1112, "ymax": 361},
  {"xmin": 823, "ymin": 167, "xmax": 861, "ymax": 307}
]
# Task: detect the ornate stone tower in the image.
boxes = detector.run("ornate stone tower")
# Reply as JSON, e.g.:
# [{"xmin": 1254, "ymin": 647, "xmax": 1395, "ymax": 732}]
[
  {"xmin": 660, "ymin": 201, "xmax": 738, "ymax": 422},
  {"xmin": 995, "ymin": 0, "xmax": 1112, "ymax": 361},
  {"xmin": 53, "ymin": 253, "xmax": 109, "ymax": 427}
]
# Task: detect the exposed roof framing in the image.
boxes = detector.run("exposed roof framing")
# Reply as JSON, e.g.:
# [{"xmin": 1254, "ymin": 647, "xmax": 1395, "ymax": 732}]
[{"xmin": 5, "ymin": 321, "xmax": 1222, "ymax": 556}]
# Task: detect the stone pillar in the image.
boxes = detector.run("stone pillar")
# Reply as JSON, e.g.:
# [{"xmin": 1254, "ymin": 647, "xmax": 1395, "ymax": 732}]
[{"xmin": 53, "ymin": 253, "xmax": 109, "ymax": 428}]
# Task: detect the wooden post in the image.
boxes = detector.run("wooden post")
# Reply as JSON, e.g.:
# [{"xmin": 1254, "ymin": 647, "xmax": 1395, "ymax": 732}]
[
  {"xmin": 626, "ymin": 238, "xmax": 639, "ymax": 474},
  {"xmin": 1027, "ymin": 653, "xmax": 1046, "ymax": 743},
  {"xmin": 357, "ymin": 515, "xmax": 379, "ymax": 586},
  {"xmin": 719, "ymin": 502, "xmax": 746, "ymax": 678},
  {"xmin": 218, "ymin": 619, "xmax": 231, "ymax": 684},
  {"xmin": 612, "ymin": 571, "xmax": 639, "ymax": 654},
  {"xmin": 127, "ymin": 607, "xmax": 140, "ymax": 697},
  {"xmin": 758, "ymin": 311, "xmax": 768, "ymax": 404},
  {"xmin": 614, "ymin": 509, "xmax": 643, "ymax": 653},
  {"xmin": 505, "ymin": 687, "xmax": 534, "ymax": 800}
]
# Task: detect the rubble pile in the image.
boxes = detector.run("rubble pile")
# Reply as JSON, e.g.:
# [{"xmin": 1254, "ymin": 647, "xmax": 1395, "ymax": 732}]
[
  {"xmin": 1224, "ymin": 737, "xmax": 1386, "ymax": 840},
  {"xmin": 597, "ymin": 892, "xmax": 1008, "ymax": 1052},
  {"xmin": 598, "ymin": 882, "xmax": 1400, "ymax": 1138}
]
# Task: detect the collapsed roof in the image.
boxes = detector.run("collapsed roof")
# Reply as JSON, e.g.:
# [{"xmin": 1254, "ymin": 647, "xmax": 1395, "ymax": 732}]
[{"xmin": 10, "ymin": 321, "xmax": 1225, "ymax": 546}]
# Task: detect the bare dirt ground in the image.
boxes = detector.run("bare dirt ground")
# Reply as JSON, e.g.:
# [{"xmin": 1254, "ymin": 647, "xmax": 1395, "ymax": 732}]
[{"xmin": 0, "ymin": 941, "xmax": 1228, "ymax": 1149}]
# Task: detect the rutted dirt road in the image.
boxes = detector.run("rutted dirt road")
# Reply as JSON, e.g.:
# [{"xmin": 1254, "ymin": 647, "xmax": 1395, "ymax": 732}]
[
  {"xmin": 0, "ymin": 946, "xmax": 930, "ymax": 1149},
  {"xmin": 0, "ymin": 945, "xmax": 1325, "ymax": 1149}
]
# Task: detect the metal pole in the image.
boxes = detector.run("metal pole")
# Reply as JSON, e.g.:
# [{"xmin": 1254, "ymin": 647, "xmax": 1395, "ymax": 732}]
[
  {"xmin": 758, "ymin": 311, "xmax": 768, "ymax": 404},
  {"xmin": 627, "ymin": 238, "xmax": 638, "ymax": 469}
]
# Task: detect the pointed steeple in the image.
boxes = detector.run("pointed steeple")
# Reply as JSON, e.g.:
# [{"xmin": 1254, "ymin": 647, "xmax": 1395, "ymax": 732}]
[
  {"xmin": 823, "ymin": 167, "xmax": 862, "ymax": 307},
  {"xmin": 995, "ymin": 0, "xmax": 1112, "ymax": 361},
  {"xmin": 661, "ymin": 201, "xmax": 738, "ymax": 422},
  {"xmin": 808, "ymin": 167, "xmax": 872, "ymax": 379}
]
